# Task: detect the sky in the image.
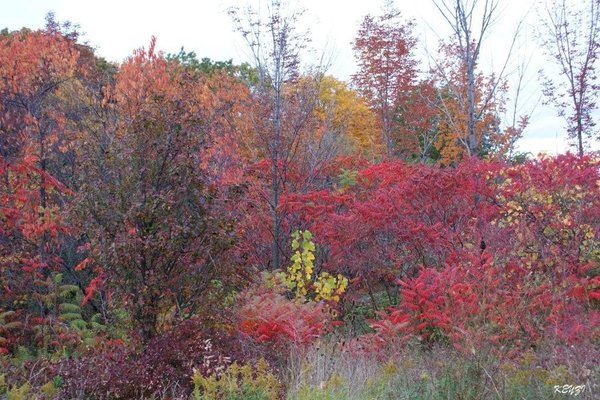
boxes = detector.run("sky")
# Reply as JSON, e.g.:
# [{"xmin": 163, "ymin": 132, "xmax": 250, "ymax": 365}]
[{"xmin": 1, "ymin": 0, "xmax": 591, "ymax": 156}]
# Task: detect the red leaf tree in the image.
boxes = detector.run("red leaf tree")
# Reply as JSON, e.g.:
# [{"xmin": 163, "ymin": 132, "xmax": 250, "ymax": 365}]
[
  {"xmin": 73, "ymin": 38, "xmax": 249, "ymax": 342},
  {"xmin": 352, "ymin": 2, "xmax": 418, "ymax": 158}
]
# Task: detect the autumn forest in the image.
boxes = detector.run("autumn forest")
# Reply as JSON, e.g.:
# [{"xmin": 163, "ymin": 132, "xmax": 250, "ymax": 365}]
[{"xmin": 1, "ymin": 0, "xmax": 599, "ymax": 399}]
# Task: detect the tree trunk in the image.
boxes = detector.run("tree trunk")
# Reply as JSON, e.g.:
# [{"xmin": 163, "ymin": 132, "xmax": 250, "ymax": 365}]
[
  {"xmin": 271, "ymin": 75, "xmax": 282, "ymax": 270},
  {"xmin": 271, "ymin": 156, "xmax": 281, "ymax": 270},
  {"xmin": 466, "ymin": 52, "xmax": 477, "ymax": 156}
]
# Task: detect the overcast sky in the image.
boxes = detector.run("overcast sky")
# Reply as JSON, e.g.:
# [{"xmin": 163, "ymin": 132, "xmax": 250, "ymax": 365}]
[{"xmin": 2, "ymin": 0, "xmax": 593, "ymax": 155}]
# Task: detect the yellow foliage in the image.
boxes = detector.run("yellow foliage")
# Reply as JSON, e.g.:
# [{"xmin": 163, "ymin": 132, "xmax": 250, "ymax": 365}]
[
  {"xmin": 285, "ymin": 230, "xmax": 348, "ymax": 302},
  {"xmin": 494, "ymin": 170, "xmax": 600, "ymax": 269},
  {"xmin": 4, "ymin": 383, "xmax": 29, "ymax": 400},
  {"xmin": 192, "ymin": 359, "xmax": 280, "ymax": 400},
  {"xmin": 313, "ymin": 272, "xmax": 348, "ymax": 302},
  {"xmin": 314, "ymin": 76, "xmax": 382, "ymax": 158},
  {"xmin": 39, "ymin": 381, "xmax": 59, "ymax": 398}
]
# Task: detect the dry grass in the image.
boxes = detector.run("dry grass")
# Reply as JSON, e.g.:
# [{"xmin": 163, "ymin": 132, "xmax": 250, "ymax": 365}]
[{"xmin": 284, "ymin": 337, "xmax": 600, "ymax": 400}]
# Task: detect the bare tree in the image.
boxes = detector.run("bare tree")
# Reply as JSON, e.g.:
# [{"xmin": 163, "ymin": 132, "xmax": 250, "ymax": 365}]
[
  {"xmin": 538, "ymin": 0, "xmax": 600, "ymax": 156},
  {"xmin": 229, "ymin": 0, "xmax": 319, "ymax": 270},
  {"xmin": 431, "ymin": 0, "xmax": 523, "ymax": 157}
]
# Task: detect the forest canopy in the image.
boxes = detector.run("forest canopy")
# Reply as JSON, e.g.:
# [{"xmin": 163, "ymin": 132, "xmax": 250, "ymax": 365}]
[{"xmin": 1, "ymin": 2, "xmax": 599, "ymax": 399}]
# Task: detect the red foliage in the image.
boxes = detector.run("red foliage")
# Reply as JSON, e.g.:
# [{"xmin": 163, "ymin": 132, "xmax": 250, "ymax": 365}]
[
  {"xmin": 3, "ymin": 321, "xmax": 255, "ymax": 399},
  {"xmin": 2, "ymin": 10, "xmax": 600, "ymax": 376},
  {"xmin": 283, "ymin": 158, "xmax": 501, "ymax": 281},
  {"xmin": 0, "ymin": 25, "xmax": 84, "ymax": 353},
  {"xmin": 352, "ymin": 4, "xmax": 418, "ymax": 157},
  {"xmin": 235, "ymin": 279, "xmax": 332, "ymax": 346},
  {"xmin": 283, "ymin": 154, "xmax": 600, "ymax": 356},
  {"xmin": 74, "ymin": 37, "xmax": 251, "ymax": 341}
]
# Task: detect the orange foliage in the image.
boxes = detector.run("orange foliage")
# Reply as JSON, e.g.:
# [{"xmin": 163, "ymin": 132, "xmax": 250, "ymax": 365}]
[
  {"xmin": 314, "ymin": 76, "xmax": 382, "ymax": 158},
  {"xmin": 432, "ymin": 44, "xmax": 525, "ymax": 164}
]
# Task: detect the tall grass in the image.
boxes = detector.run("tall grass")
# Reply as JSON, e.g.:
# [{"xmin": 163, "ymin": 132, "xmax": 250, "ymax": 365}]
[{"xmin": 285, "ymin": 338, "xmax": 599, "ymax": 400}]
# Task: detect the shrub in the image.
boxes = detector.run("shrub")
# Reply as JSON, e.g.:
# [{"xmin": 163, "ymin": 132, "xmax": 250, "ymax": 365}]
[
  {"xmin": 56, "ymin": 319, "xmax": 250, "ymax": 399},
  {"xmin": 235, "ymin": 272, "xmax": 332, "ymax": 346},
  {"xmin": 192, "ymin": 358, "xmax": 281, "ymax": 400}
]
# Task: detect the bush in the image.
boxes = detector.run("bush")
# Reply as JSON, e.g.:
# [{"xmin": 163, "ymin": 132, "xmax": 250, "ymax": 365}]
[{"xmin": 55, "ymin": 320, "xmax": 252, "ymax": 399}]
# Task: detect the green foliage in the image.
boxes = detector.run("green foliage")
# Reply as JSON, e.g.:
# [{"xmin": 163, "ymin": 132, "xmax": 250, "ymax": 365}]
[
  {"xmin": 29, "ymin": 273, "xmax": 106, "ymax": 355},
  {"xmin": 57, "ymin": 279, "xmax": 107, "ymax": 338},
  {"xmin": 0, "ymin": 374, "xmax": 61, "ymax": 400},
  {"xmin": 508, "ymin": 151, "xmax": 533, "ymax": 165},
  {"xmin": 294, "ymin": 385, "xmax": 344, "ymax": 400},
  {"xmin": 0, "ymin": 310, "xmax": 21, "ymax": 353},
  {"xmin": 39, "ymin": 380, "xmax": 59, "ymax": 398},
  {"xmin": 167, "ymin": 47, "xmax": 259, "ymax": 85},
  {"xmin": 338, "ymin": 169, "xmax": 358, "ymax": 190},
  {"xmin": 192, "ymin": 359, "xmax": 281, "ymax": 400},
  {"xmin": 1, "ymin": 381, "xmax": 30, "ymax": 400},
  {"xmin": 167, "ymin": 48, "xmax": 235, "ymax": 74}
]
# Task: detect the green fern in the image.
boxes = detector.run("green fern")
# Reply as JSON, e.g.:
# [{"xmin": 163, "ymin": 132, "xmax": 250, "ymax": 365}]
[
  {"xmin": 58, "ymin": 303, "xmax": 81, "ymax": 314},
  {"xmin": 0, "ymin": 310, "xmax": 21, "ymax": 353},
  {"xmin": 58, "ymin": 284, "xmax": 81, "ymax": 298}
]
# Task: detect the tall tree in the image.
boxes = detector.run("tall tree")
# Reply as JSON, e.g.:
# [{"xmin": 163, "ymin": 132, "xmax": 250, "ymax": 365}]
[
  {"xmin": 0, "ymin": 17, "xmax": 94, "ymax": 351},
  {"xmin": 430, "ymin": 43, "xmax": 523, "ymax": 164},
  {"xmin": 538, "ymin": 0, "xmax": 600, "ymax": 156},
  {"xmin": 352, "ymin": 1, "xmax": 418, "ymax": 158},
  {"xmin": 74, "ymin": 39, "xmax": 246, "ymax": 341},
  {"xmin": 229, "ymin": 0, "xmax": 318, "ymax": 270},
  {"xmin": 432, "ymin": 0, "xmax": 517, "ymax": 157}
]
